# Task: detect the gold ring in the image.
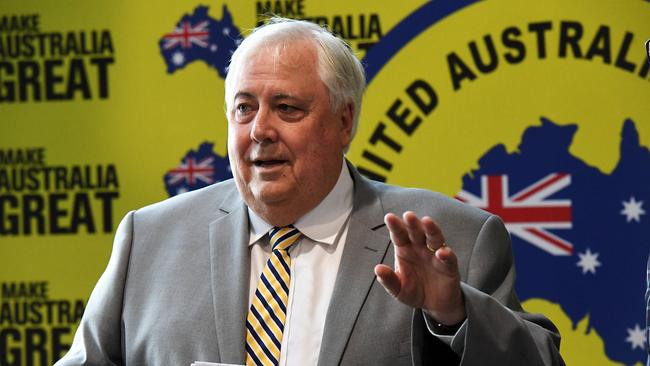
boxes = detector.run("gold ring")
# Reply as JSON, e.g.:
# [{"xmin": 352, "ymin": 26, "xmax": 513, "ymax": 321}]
[{"xmin": 426, "ymin": 242, "xmax": 446, "ymax": 253}]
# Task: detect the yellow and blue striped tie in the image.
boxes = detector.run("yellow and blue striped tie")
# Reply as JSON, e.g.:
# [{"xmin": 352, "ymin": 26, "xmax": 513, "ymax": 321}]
[{"xmin": 245, "ymin": 226, "xmax": 302, "ymax": 366}]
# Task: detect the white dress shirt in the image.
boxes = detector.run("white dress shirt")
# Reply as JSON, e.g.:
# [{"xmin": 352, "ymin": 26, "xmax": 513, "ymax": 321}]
[{"xmin": 247, "ymin": 159, "xmax": 353, "ymax": 366}]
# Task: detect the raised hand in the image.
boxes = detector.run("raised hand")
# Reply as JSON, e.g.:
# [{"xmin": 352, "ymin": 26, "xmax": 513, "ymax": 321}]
[{"xmin": 374, "ymin": 211, "xmax": 466, "ymax": 325}]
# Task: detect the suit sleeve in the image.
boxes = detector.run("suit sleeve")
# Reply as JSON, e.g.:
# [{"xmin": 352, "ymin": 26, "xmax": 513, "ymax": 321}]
[
  {"xmin": 55, "ymin": 211, "xmax": 135, "ymax": 366},
  {"xmin": 444, "ymin": 215, "xmax": 564, "ymax": 365}
]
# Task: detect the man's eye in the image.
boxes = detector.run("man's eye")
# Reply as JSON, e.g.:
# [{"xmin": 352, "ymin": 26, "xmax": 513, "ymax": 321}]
[
  {"xmin": 233, "ymin": 103, "xmax": 256, "ymax": 123},
  {"xmin": 278, "ymin": 104, "xmax": 298, "ymax": 113},
  {"xmin": 236, "ymin": 104, "xmax": 251, "ymax": 114}
]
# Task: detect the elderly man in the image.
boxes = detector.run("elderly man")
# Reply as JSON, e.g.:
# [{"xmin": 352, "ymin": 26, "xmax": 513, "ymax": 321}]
[{"xmin": 57, "ymin": 19, "xmax": 564, "ymax": 366}]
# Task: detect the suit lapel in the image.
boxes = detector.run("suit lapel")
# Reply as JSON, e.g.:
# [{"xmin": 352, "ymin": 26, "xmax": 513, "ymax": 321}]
[
  {"xmin": 209, "ymin": 188, "xmax": 249, "ymax": 364},
  {"xmin": 317, "ymin": 163, "xmax": 391, "ymax": 366},
  {"xmin": 207, "ymin": 164, "xmax": 391, "ymax": 365}
]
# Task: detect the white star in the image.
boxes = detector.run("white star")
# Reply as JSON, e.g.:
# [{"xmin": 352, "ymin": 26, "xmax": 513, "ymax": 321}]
[
  {"xmin": 576, "ymin": 249, "xmax": 601, "ymax": 274},
  {"xmin": 235, "ymin": 38, "xmax": 242, "ymax": 46},
  {"xmin": 172, "ymin": 52, "xmax": 185, "ymax": 66},
  {"xmin": 210, "ymin": 44, "xmax": 218, "ymax": 52},
  {"xmin": 222, "ymin": 27, "xmax": 230, "ymax": 36},
  {"xmin": 621, "ymin": 196, "xmax": 645, "ymax": 222},
  {"xmin": 226, "ymin": 164, "xmax": 231, "ymax": 172},
  {"xmin": 625, "ymin": 324, "xmax": 646, "ymax": 350},
  {"xmin": 176, "ymin": 187, "xmax": 188, "ymax": 195}
]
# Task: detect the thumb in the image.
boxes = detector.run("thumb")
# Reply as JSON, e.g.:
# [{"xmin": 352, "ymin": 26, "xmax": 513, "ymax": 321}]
[{"xmin": 374, "ymin": 264, "xmax": 402, "ymax": 298}]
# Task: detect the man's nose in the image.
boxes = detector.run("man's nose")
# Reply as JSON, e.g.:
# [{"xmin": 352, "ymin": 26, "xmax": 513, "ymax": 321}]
[{"xmin": 250, "ymin": 106, "xmax": 279, "ymax": 144}]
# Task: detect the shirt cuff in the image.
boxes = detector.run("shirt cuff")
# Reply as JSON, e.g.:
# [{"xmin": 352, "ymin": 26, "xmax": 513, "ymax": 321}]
[{"xmin": 422, "ymin": 311, "xmax": 467, "ymax": 355}]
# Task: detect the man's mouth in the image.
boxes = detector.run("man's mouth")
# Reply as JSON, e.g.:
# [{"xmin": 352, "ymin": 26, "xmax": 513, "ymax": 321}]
[{"xmin": 253, "ymin": 159, "xmax": 286, "ymax": 167}]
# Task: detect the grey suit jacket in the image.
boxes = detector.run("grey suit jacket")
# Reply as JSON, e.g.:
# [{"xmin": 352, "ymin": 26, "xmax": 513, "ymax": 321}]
[{"xmin": 57, "ymin": 164, "xmax": 564, "ymax": 365}]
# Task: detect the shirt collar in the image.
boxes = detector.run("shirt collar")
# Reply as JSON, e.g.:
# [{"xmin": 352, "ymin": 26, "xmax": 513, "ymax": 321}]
[{"xmin": 247, "ymin": 159, "xmax": 353, "ymax": 246}]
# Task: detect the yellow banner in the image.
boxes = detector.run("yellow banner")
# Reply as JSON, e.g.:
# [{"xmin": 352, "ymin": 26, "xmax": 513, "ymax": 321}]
[{"xmin": 1, "ymin": 0, "xmax": 649, "ymax": 365}]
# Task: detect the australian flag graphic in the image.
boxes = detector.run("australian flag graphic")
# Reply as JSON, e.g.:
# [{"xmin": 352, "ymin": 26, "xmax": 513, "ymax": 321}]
[
  {"xmin": 159, "ymin": 5, "xmax": 242, "ymax": 78},
  {"xmin": 163, "ymin": 142, "xmax": 232, "ymax": 197},
  {"xmin": 458, "ymin": 117, "xmax": 650, "ymax": 365}
]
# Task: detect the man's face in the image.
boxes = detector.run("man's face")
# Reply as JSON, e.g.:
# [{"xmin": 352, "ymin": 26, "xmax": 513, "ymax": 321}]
[{"xmin": 227, "ymin": 39, "xmax": 353, "ymax": 225}]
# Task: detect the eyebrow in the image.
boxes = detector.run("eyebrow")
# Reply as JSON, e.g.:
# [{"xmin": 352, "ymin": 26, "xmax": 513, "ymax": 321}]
[
  {"xmin": 233, "ymin": 92, "xmax": 308, "ymax": 103},
  {"xmin": 233, "ymin": 91, "xmax": 255, "ymax": 100},
  {"xmin": 271, "ymin": 93, "xmax": 303, "ymax": 103}
]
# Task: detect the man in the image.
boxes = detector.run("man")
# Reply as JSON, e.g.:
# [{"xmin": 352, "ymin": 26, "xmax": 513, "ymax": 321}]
[{"xmin": 57, "ymin": 19, "xmax": 564, "ymax": 365}]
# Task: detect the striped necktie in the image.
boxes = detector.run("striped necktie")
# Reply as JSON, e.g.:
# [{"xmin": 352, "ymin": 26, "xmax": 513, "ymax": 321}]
[{"xmin": 245, "ymin": 226, "xmax": 302, "ymax": 366}]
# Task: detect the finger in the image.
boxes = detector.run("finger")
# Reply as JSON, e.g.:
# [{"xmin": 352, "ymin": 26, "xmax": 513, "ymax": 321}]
[
  {"xmin": 385, "ymin": 213, "xmax": 410, "ymax": 247},
  {"xmin": 374, "ymin": 264, "xmax": 401, "ymax": 297},
  {"xmin": 422, "ymin": 216, "xmax": 445, "ymax": 251},
  {"xmin": 403, "ymin": 212, "xmax": 426, "ymax": 247},
  {"xmin": 432, "ymin": 245, "xmax": 459, "ymax": 275}
]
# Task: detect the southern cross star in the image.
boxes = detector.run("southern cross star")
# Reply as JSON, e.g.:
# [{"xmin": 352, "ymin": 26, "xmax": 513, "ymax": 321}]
[
  {"xmin": 576, "ymin": 249, "xmax": 601, "ymax": 275},
  {"xmin": 625, "ymin": 324, "xmax": 646, "ymax": 350},
  {"xmin": 621, "ymin": 196, "xmax": 645, "ymax": 223}
]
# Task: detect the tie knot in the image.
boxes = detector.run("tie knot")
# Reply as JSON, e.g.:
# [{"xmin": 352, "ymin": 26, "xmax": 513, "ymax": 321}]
[{"xmin": 269, "ymin": 226, "xmax": 302, "ymax": 251}]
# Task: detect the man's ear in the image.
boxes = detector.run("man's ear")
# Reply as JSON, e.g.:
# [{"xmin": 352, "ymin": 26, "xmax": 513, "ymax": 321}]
[{"xmin": 339, "ymin": 102, "xmax": 355, "ymax": 147}]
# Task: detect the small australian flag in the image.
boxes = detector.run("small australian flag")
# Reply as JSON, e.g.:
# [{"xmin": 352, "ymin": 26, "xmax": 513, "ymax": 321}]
[{"xmin": 159, "ymin": 5, "xmax": 242, "ymax": 78}]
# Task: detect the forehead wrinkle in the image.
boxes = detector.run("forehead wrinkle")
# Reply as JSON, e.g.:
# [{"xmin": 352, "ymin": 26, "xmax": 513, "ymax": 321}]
[
  {"xmin": 229, "ymin": 40, "xmax": 321, "ymax": 111},
  {"xmin": 271, "ymin": 93, "xmax": 302, "ymax": 102}
]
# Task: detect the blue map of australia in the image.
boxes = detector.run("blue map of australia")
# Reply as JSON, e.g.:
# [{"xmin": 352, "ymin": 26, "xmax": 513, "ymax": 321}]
[
  {"xmin": 159, "ymin": 5, "xmax": 242, "ymax": 78},
  {"xmin": 458, "ymin": 117, "xmax": 650, "ymax": 365}
]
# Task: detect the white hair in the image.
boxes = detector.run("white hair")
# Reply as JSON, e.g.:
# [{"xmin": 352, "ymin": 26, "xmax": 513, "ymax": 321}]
[{"xmin": 224, "ymin": 17, "xmax": 366, "ymax": 146}]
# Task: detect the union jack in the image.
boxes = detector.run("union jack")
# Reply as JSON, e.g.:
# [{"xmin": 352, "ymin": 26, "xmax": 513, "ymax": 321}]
[
  {"xmin": 167, "ymin": 156, "xmax": 215, "ymax": 186},
  {"xmin": 162, "ymin": 21, "xmax": 210, "ymax": 49},
  {"xmin": 456, "ymin": 173, "xmax": 573, "ymax": 256}
]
